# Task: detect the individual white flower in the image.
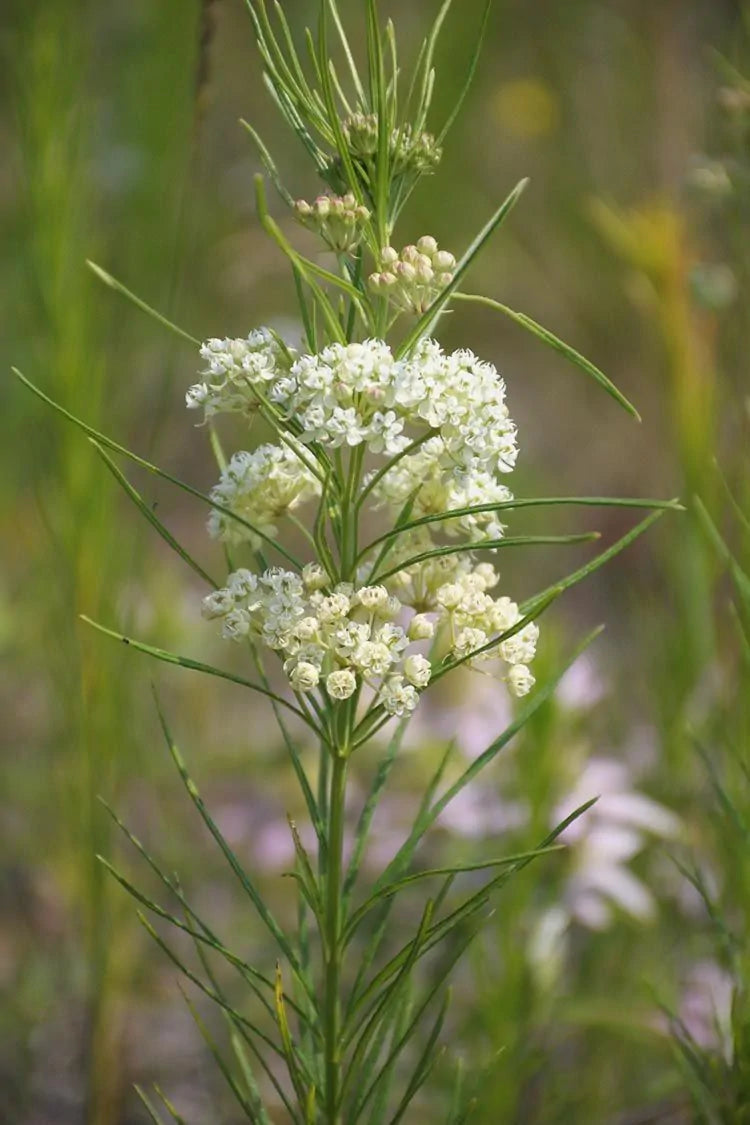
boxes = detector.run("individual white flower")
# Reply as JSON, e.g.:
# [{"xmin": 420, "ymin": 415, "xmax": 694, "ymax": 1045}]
[
  {"xmin": 436, "ymin": 583, "xmax": 463, "ymax": 610},
  {"xmin": 403, "ymin": 654, "xmax": 431, "ymax": 688},
  {"xmin": 201, "ymin": 589, "xmax": 236, "ymax": 619},
  {"xmin": 380, "ymin": 676, "xmax": 419, "ymax": 716},
  {"xmin": 507, "ymin": 663, "xmax": 535, "ymax": 697},
  {"xmin": 326, "ymin": 669, "xmax": 357, "ymax": 700},
  {"xmin": 499, "ymin": 622, "xmax": 539, "ymax": 666},
  {"xmin": 302, "ymin": 563, "xmax": 328, "ymax": 592},
  {"xmin": 408, "ymin": 613, "xmax": 435, "ymax": 641},
  {"xmin": 355, "ymin": 585, "xmax": 390, "ymax": 611},
  {"xmin": 289, "ymin": 661, "xmax": 320, "ymax": 693},
  {"xmin": 222, "ymin": 609, "xmax": 251, "ymax": 640},
  {"xmin": 294, "ymin": 617, "xmax": 320, "ymax": 642},
  {"xmin": 318, "ymin": 593, "xmax": 352, "ymax": 623}
]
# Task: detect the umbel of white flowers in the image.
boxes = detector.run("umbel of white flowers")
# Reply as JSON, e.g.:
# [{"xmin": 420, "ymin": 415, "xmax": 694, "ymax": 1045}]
[{"xmin": 190, "ymin": 331, "xmax": 539, "ymax": 707}]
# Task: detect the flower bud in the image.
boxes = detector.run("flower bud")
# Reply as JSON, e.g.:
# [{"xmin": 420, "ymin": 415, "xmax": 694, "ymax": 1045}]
[
  {"xmin": 404, "ymin": 654, "xmax": 431, "ymax": 688},
  {"xmin": 326, "ymin": 668, "xmax": 357, "ymax": 700},
  {"xmin": 408, "ymin": 613, "xmax": 435, "ymax": 641},
  {"xmin": 433, "ymin": 250, "xmax": 456, "ymax": 271},
  {"xmin": 290, "ymin": 662, "xmax": 320, "ymax": 692},
  {"xmin": 507, "ymin": 664, "xmax": 535, "ymax": 697},
  {"xmin": 417, "ymin": 235, "xmax": 438, "ymax": 256},
  {"xmin": 303, "ymin": 563, "xmax": 328, "ymax": 591}
]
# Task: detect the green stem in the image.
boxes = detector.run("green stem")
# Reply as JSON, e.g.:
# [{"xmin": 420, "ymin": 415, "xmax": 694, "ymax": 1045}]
[{"xmin": 324, "ymin": 745, "xmax": 349, "ymax": 1123}]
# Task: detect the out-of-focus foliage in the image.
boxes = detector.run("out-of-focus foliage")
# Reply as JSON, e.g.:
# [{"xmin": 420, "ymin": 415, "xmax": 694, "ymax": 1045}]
[{"xmin": 2, "ymin": 0, "xmax": 750, "ymax": 1122}]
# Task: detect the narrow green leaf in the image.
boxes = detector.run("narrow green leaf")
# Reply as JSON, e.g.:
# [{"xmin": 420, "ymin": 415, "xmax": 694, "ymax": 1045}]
[
  {"xmin": 240, "ymin": 119, "xmax": 295, "ymax": 206},
  {"xmin": 358, "ymin": 495, "xmax": 681, "ymax": 561},
  {"xmin": 346, "ymin": 847, "xmax": 563, "ymax": 942},
  {"xmin": 136, "ymin": 911, "xmax": 284, "ymax": 1058},
  {"xmin": 387, "ymin": 1001, "xmax": 448, "ymax": 1125},
  {"xmin": 86, "ymin": 260, "xmax": 200, "ymax": 345},
  {"xmin": 274, "ymin": 966, "xmax": 317, "ymax": 1109},
  {"xmin": 152, "ymin": 693, "xmax": 315, "ymax": 997},
  {"xmin": 153, "ymin": 1088, "xmax": 187, "ymax": 1125},
  {"xmin": 327, "ymin": 0, "xmax": 367, "ymax": 106},
  {"xmin": 180, "ymin": 989, "xmax": 262, "ymax": 1121},
  {"xmin": 438, "ymin": 0, "xmax": 493, "ymax": 142},
  {"xmin": 695, "ymin": 495, "xmax": 750, "ymax": 610},
  {"xmin": 455, "ymin": 292, "xmax": 641, "ymax": 420},
  {"xmin": 522, "ymin": 510, "xmax": 667, "ymax": 615},
  {"xmin": 90, "ymin": 440, "xmax": 218, "ymax": 588},
  {"xmin": 397, "ymin": 179, "xmax": 528, "ymax": 357},
  {"xmin": 134, "ymin": 1088, "xmax": 167, "ymax": 1124},
  {"xmin": 343, "ymin": 716, "xmax": 410, "ymax": 899},
  {"xmin": 414, "ymin": 0, "xmax": 453, "ymax": 133},
  {"xmin": 11, "ymin": 367, "xmax": 305, "ymax": 569},
  {"xmin": 377, "ymin": 628, "xmax": 603, "ymax": 893},
  {"xmin": 371, "ymin": 531, "xmax": 599, "ymax": 584},
  {"xmin": 80, "ymin": 615, "xmax": 321, "ymax": 735}
]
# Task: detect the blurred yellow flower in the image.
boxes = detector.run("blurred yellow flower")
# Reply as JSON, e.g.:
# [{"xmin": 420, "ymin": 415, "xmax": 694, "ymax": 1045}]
[{"xmin": 493, "ymin": 77, "xmax": 559, "ymax": 138}]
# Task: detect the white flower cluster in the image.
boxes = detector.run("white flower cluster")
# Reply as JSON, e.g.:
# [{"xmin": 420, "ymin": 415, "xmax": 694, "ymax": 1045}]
[
  {"xmin": 189, "ymin": 335, "xmax": 517, "ymax": 477},
  {"xmin": 369, "ymin": 237, "xmax": 456, "ymax": 314},
  {"xmin": 187, "ymin": 328, "xmax": 293, "ymax": 420},
  {"xmin": 202, "ymin": 566, "xmax": 432, "ymax": 716},
  {"xmin": 372, "ymin": 436, "xmax": 513, "ymax": 542},
  {"xmin": 207, "ymin": 444, "xmax": 320, "ymax": 547},
  {"xmin": 386, "ymin": 554, "xmax": 538, "ymax": 696}
]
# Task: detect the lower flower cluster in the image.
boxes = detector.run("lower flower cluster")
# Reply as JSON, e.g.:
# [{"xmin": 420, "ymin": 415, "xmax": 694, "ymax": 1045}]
[
  {"xmin": 202, "ymin": 567, "xmax": 431, "ymax": 717},
  {"xmin": 202, "ymin": 558, "xmax": 538, "ymax": 716}
]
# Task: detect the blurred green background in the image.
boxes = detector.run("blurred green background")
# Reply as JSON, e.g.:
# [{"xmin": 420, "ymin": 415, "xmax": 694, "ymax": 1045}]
[{"xmin": 2, "ymin": 0, "xmax": 749, "ymax": 1121}]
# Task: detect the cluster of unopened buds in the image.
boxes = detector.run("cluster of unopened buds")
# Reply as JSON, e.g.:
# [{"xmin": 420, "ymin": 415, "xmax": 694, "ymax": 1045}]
[
  {"xmin": 294, "ymin": 192, "xmax": 371, "ymax": 253},
  {"xmin": 369, "ymin": 237, "xmax": 457, "ymax": 314},
  {"xmin": 340, "ymin": 113, "xmax": 443, "ymax": 174}
]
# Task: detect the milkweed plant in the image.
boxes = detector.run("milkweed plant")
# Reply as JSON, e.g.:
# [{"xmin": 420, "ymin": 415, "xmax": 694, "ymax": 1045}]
[{"xmin": 14, "ymin": 1, "xmax": 682, "ymax": 1121}]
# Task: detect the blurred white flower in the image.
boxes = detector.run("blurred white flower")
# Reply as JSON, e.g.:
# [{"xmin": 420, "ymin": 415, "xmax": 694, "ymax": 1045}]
[
  {"xmin": 553, "ymin": 757, "xmax": 682, "ymax": 930},
  {"xmin": 678, "ymin": 959, "xmax": 734, "ymax": 1063}
]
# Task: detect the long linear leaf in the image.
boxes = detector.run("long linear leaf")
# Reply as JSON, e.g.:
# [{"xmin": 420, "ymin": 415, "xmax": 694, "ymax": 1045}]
[
  {"xmin": 376, "ymin": 627, "xmax": 603, "ymax": 893},
  {"xmin": 355, "ymin": 798, "xmax": 595, "ymax": 1022},
  {"xmin": 153, "ymin": 694, "xmax": 314, "ymax": 997},
  {"xmin": 455, "ymin": 292, "xmax": 640, "ymax": 420},
  {"xmin": 91, "ymin": 440, "xmax": 218, "ymax": 588},
  {"xmin": 80, "ymin": 615, "xmax": 321, "ymax": 735},
  {"xmin": 397, "ymin": 179, "xmax": 528, "ymax": 357},
  {"xmin": 343, "ymin": 716, "xmax": 410, "ymax": 900},
  {"xmin": 180, "ymin": 988, "xmax": 263, "ymax": 1122},
  {"xmin": 137, "ymin": 911, "xmax": 284, "ymax": 1058},
  {"xmin": 99, "ymin": 797, "xmax": 316, "ymax": 1027},
  {"xmin": 438, "ymin": 0, "xmax": 493, "ymax": 142},
  {"xmin": 695, "ymin": 495, "xmax": 750, "ymax": 610},
  {"xmin": 152, "ymin": 1088, "xmax": 187, "ymax": 1125},
  {"xmin": 345, "ymin": 847, "xmax": 563, "ymax": 942},
  {"xmin": 11, "ymin": 367, "xmax": 305, "ymax": 569},
  {"xmin": 134, "ymin": 1087, "xmax": 167, "ymax": 1125},
  {"xmin": 87, "ymin": 260, "xmax": 200, "ymax": 345},
  {"xmin": 358, "ymin": 495, "xmax": 680, "ymax": 560},
  {"xmin": 371, "ymin": 531, "xmax": 599, "ymax": 584},
  {"xmin": 414, "ymin": 0, "xmax": 453, "ymax": 133},
  {"xmin": 522, "ymin": 510, "xmax": 666, "ymax": 615}
]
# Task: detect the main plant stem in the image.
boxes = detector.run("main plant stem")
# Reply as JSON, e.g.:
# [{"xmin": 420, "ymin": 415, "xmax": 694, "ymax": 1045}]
[{"xmin": 324, "ymin": 746, "xmax": 349, "ymax": 1124}]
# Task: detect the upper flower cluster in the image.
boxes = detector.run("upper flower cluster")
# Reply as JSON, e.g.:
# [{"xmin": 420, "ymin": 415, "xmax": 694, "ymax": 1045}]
[{"xmin": 188, "ymin": 335, "xmax": 518, "ymax": 477}]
